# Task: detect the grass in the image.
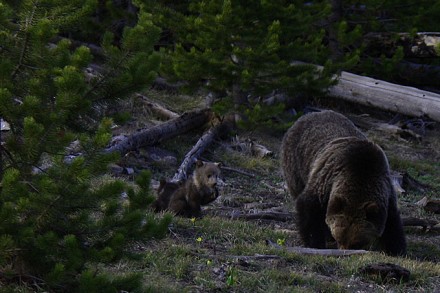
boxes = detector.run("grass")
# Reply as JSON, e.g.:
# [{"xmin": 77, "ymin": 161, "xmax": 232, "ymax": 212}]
[
  {"xmin": 107, "ymin": 214, "xmax": 440, "ymax": 292},
  {"xmin": 8, "ymin": 92, "xmax": 436, "ymax": 292}
]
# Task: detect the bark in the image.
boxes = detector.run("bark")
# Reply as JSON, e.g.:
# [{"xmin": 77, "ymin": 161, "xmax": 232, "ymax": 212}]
[
  {"xmin": 328, "ymin": 69, "xmax": 440, "ymax": 122},
  {"xmin": 172, "ymin": 122, "xmax": 226, "ymax": 182},
  {"xmin": 105, "ymin": 108, "xmax": 214, "ymax": 156}
]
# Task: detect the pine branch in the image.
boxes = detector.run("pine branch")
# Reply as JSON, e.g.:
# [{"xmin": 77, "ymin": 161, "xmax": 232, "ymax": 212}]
[
  {"xmin": 11, "ymin": 2, "xmax": 38, "ymax": 80},
  {"xmin": 83, "ymin": 51, "xmax": 131, "ymax": 100}
]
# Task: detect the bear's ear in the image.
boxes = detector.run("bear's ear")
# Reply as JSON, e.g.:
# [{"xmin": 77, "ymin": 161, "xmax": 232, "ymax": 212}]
[
  {"xmin": 363, "ymin": 202, "xmax": 380, "ymax": 221},
  {"xmin": 328, "ymin": 196, "xmax": 347, "ymax": 215},
  {"xmin": 363, "ymin": 202, "xmax": 379, "ymax": 212},
  {"xmin": 196, "ymin": 160, "xmax": 204, "ymax": 168},
  {"xmin": 214, "ymin": 162, "xmax": 222, "ymax": 168}
]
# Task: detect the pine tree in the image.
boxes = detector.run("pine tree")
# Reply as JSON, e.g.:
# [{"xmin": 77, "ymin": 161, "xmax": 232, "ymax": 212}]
[
  {"xmin": 327, "ymin": 0, "xmax": 440, "ymax": 82},
  {"xmin": 140, "ymin": 0, "xmax": 338, "ymax": 128},
  {"xmin": 0, "ymin": 1, "xmax": 171, "ymax": 291}
]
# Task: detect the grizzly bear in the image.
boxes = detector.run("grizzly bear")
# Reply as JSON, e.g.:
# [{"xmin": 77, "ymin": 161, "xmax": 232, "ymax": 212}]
[
  {"xmin": 153, "ymin": 160, "xmax": 221, "ymax": 218},
  {"xmin": 281, "ymin": 110, "xmax": 406, "ymax": 255}
]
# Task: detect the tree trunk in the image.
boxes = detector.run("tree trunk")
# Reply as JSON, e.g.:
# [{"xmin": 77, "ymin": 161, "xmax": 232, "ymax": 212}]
[
  {"xmin": 105, "ymin": 108, "xmax": 214, "ymax": 156},
  {"xmin": 328, "ymin": 70, "xmax": 440, "ymax": 122}
]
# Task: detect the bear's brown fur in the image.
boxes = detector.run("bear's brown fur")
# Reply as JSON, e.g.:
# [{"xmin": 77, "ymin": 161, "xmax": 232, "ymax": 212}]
[
  {"xmin": 151, "ymin": 179, "xmax": 181, "ymax": 213},
  {"xmin": 154, "ymin": 160, "xmax": 221, "ymax": 218},
  {"xmin": 281, "ymin": 110, "xmax": 406, "ymax": 255}
]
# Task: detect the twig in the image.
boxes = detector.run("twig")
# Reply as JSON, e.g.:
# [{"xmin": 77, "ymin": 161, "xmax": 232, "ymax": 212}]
[
  {"xmin": 137, "ymin": 94, "xmax": 179, "ymax": 120},
  {"xmin": 220, "ymin": 166, "xmax": 256, "ymax": 178},
  {"xmin": 193, "ymin": 252, "xmax": 281, "ymax": 260},
  {"xmin": 231, "ymin": 211, "xmax": 292, "ymax": 222}
]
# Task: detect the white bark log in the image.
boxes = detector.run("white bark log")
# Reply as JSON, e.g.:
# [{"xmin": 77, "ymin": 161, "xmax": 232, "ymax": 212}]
[{"xmin": 328, "ymin": 70, "xmax": 440, "ymax": 122}]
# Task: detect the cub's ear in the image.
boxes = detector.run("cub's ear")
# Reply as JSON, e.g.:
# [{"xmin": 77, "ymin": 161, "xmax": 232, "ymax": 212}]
[
  {"xmin": 158, "ymin": 178, "xmax": 167, "ymax": 192},
  {"xmin": 196, "ymin": 160, "xmax": 204, "ymax": 168},
  {"xmin": 214, "ymin": 162, "xmax": 222, "ymax": 168}
]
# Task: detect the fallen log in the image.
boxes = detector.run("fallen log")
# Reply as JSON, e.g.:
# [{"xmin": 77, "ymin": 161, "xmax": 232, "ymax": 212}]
[
  {"xmin": 328, "ymin": 69, "xmax": 440, "ymax": 122},
  {"xmin": 402, "ymin": 217, "xmax": 439, "ymax": 231},
  {"xmin": 291, "ymin": 61, "xmax": 440, "ymax": 122},
  {"xmin": 105, "ymin": 108, "xmax": 214, "ymax": 156},
  {"xmin": 172, "ymin": 122, "xmax": 226, "ymax": 182}
]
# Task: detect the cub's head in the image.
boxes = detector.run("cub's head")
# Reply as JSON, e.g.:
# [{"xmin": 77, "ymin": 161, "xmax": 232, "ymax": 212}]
[
  {"xmin": 193, "ymin": 160, "xmax": 222, "ymax": 192},
  {"xmin": 325, "ymin": 197, "xmax": 387, "ymax": 250}
]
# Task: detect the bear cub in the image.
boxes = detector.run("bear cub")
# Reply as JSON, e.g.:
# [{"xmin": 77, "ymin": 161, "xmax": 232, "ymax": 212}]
[
  {"xmin": 281, "ymin": 110, "xmax": 406, "ymax": 255},
  {"xmin": 153, "ymin": 160, "xmax": 221, "ymax": 218}
]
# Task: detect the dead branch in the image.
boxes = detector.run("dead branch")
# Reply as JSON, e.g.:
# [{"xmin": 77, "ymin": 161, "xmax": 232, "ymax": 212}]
[
  {"xmin": 231, "ymin": 211, "xmax": 293, "ymax": 222},
  {"xmin": 347, "ymin": 114, "xmax": 422, "ymax": 140},
  {"xmin": 220, "ymin": 166, "xmax": 256, "ymax": 178},
  {"xmin": 266, "ymin": 240, "xmax": 369, "ymax": 256},
  {"xmin": 193, "ymin": 252, "xmax": 281, "ymax": 261},
  {"xmin": 105, "ymin": 108, "xmax": 214, "ymax": 156},
  {"xmin": 172, "ymin": 122, "xmax": 226, "ymax": 182},
  {"xmin": 137, "ymin": 94, "xmax": 179, "ymax": 120},
  {"xmin": 415, "ymin": 197, "xmax": 440, "ymax": 214},
  {"xmin": 402, "ymin": 217, "xmax": 439, "ymax": 231},
  {"xmin": 231, "ymin": 136, "xmax": 273, "ymax": 158},
  {"xmin": 402, "ymin": 172, "xmax": 431, "ymax": 193}
]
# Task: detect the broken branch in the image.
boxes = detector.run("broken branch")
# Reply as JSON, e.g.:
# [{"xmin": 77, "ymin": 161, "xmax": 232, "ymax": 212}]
[{"xmin": 105, "ymin": 108, "xmax": 214, "ymax": 156}]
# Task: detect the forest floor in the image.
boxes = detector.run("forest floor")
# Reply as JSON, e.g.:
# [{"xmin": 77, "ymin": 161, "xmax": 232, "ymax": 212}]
[{"xmin": 110, "ymin": 90, "xmax": 440, "ymax": 292}]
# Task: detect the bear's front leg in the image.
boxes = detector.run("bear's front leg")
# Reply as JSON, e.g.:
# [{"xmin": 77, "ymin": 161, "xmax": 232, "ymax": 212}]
[
  {"xmin": 296, "ymin": 192, "xmax": 327, "ymax": 248},
  {"xmin": 379, "ymin": 197, "xmax": 407, "ymax": 256}
]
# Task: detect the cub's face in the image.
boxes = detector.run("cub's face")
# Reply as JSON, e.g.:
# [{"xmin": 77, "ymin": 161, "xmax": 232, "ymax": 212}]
[
  {"xmin": 194, "ymin": 160, "xmax": 221, "ymax": 192},
  {"xmin": 326, "ymin": 197, "xmax": 387, "ymax": 250}
]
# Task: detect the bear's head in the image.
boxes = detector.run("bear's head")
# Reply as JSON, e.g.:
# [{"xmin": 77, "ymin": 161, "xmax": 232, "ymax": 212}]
[
  {"xmin": 193, "ymin": 160, "xmax": 221, "ymax": 193},
  {"xmin": 325, "ymin": 196, "xmax": 387, "ymax": 250}
]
